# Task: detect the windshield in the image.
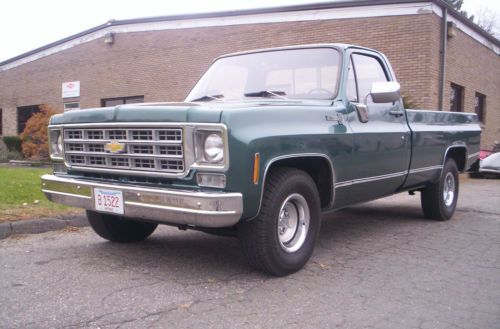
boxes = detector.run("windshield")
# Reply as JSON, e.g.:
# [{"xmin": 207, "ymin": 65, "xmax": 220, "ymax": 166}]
[{"xmin": 185, "ymin": 48, "xmax": 340, "ymax": 102}]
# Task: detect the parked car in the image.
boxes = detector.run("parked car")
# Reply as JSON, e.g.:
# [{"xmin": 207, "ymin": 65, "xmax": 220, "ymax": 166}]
[
  {"xmin": 478, "ymin": 152, "xmax": 500, "ymax": 178},
  {"xmin": 41, "ymin": 44, "xmax": 481, "ymax": 276},
  {"xmin": 469, "ymin": 142, "xmax": 500, "ymax": 178}
]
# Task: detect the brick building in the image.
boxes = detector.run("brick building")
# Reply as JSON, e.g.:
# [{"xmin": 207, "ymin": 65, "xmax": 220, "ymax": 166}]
[{"xmin": 0, "ymin": 0, "xmax": 498, "ymax": 148}]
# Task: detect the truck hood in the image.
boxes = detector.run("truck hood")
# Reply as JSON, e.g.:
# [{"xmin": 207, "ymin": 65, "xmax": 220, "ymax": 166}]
[
  {"xmin": 49, "ymin": 99, "xmax": 332, "ymax": 125},
  {"xmin": 50, "ymin": 102, "xmax": 223, "ymax": 125}
]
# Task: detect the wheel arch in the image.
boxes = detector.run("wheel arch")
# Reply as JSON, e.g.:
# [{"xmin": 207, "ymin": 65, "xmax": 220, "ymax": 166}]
[
  {"xmin": 260, "ymin": 153, "xmax": 335, "ymax": 211},
  {"xmin": 443, "ymin": 145, "xmax": 467, "ymax": 172}
]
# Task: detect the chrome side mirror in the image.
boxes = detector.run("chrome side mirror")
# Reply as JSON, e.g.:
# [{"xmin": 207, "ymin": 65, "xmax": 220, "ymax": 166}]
[
  {"xmin": 370, "ymin": 81, "xmax": 401, "ymax": 103},
  {"xmin": 355, "ymin": 81, "xmax": 401, "ymax": 123}
]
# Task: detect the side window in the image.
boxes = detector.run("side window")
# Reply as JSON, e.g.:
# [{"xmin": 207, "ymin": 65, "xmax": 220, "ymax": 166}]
[
  {"xmin": 351, "ymin": 54, "xmax": 388, "ymax": 103},
  {"xmin": 346, "ymin": 57, "xmax": 358, "ymax": 102}
]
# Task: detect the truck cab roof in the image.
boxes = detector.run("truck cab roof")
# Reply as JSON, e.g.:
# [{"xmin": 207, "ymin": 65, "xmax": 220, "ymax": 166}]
[{"xmin": 216, "ymin": 43, "xmax": 382, "ymax": 60}]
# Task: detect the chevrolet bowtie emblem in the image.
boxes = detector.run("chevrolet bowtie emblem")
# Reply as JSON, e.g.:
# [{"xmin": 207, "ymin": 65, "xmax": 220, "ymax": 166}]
[{"xmin": 104, "ymin": 141, "xmax": 126, "ymax": 154}]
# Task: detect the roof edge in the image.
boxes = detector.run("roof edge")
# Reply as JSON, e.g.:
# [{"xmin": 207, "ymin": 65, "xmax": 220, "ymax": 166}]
[
  {"xmin": 0, "ymin": 22, "xmax": 112, "ymax": 67},
  {"xmin": 433, "ymin": 0, "xmax": 500, "ymax": 47}
]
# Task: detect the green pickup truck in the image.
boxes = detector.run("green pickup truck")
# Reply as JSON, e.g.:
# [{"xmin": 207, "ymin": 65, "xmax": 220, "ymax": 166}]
[{"xmin": 42, "ymin": 44, "xmax": 481, "ymax": 276}]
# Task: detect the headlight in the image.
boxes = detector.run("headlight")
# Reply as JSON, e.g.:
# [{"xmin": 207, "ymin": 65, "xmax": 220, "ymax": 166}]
[
  {"xmin": 203, "ymin": 133, "xmax": 224, "ymax": 162},
  {"xmin": 194, "ymin": 129, "xmax": 227, "ymax": 167},
  {"xmin": 49, "ymin": 129, "xmax": 63, "ymax": 159}
]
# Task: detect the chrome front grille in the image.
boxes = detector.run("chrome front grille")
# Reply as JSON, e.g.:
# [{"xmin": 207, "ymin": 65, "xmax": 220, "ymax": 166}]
[{"xmin": 63, "ymin": 127, "xmax": 184, "ymax": 174}]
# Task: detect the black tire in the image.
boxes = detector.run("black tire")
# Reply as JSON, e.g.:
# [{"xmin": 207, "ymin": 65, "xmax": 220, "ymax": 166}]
[
  {"xmin": 421, "ymin": 159, "xmax": 459, "ymax": 221},
  {"xmin": 86, "ymin": 211, "xmax": 158, "ymax": 243},
  {"xmin": 238, "ymin": 167, "xmax": 321, "ymax": 276}
]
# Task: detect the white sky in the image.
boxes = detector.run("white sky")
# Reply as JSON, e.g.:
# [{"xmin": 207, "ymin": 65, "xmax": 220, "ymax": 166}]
[{"xmin": 0, "ymin": 0, "xmax": 498, "ymax": 62}]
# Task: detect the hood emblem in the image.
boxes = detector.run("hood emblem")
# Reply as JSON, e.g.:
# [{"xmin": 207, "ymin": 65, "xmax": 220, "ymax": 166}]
[{"xmin": 104, "ymin": 141, "xmax": 126, "ymax": 154}]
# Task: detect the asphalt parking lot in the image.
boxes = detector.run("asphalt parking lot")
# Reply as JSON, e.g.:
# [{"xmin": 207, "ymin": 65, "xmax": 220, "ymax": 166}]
[{"xmin": 0, "ymin": 177, "xmax": 498, "ymax": 329}]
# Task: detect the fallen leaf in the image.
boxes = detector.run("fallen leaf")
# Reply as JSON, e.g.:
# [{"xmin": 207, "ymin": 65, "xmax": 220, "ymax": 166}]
[
  {"xmin": 319, "ymin": 262, "xmax": 331, "ymax": 270},
  {"xmin": 59, "ymin": 226, "xmax": 80, "ymax": 233}
]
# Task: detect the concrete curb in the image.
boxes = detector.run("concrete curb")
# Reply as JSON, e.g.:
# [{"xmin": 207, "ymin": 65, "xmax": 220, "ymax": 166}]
[{"xmin": 0, "ymin": 215, "xmax": 88, "ymax": 240}]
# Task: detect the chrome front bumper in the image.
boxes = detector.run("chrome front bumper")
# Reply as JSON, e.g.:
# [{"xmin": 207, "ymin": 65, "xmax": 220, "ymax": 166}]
[{"xmin": 41, "ymin": 174, "xmax": 243, "ymax": 228}]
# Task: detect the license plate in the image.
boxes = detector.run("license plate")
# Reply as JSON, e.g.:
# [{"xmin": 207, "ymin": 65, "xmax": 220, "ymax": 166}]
[{"xmin": 94, "ymin": 188, "xmax": 124, "ymax": 215}]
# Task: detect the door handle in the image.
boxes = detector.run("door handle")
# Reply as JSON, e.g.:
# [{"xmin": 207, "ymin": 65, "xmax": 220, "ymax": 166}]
[
  {"xmin": 325, "ymin": 113, "xmax": 344, "ymax": 125},
  {"xmin": 389, "ymin": 110, "xmax": 404, "ymax": 117}
]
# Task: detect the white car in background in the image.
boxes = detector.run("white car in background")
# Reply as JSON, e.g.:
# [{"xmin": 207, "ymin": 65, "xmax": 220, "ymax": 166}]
[
  {"xmin": 470, "ymin": 143, "xmax": 500, "ymax": 179},
  {"xmin": 479, "ymin": 152, "xmax": 500, "ymax": 178}
]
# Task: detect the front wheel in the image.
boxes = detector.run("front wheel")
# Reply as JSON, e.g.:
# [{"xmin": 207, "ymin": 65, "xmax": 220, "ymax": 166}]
[
  {"xmin": 421, "ymin": 159, "xmax": 459, "ymax": 221},
  {"xmin": 87, "ymin": 211, "xmax": 158, "ymax": 242},
  {"xmin": 238, "ymin": 168, "xmax": 321, "ymax": 276}
]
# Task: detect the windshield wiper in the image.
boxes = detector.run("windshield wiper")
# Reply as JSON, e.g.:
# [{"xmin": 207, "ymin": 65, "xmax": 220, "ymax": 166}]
[
  {"xmin": 190, "ymin": 94, "xmax": 224, "ymax": 102},
  {"xmin": 244, "ymin": 90, "xmax": 287, "ymax": 99}
]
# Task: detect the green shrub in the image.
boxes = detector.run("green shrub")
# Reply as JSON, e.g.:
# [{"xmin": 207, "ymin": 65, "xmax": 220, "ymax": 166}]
[
  {"xmin": 402, "ymin": 96, "xmax": 419, "ymax": 110},
  {"xmin": 0, "ymin": 139, "xmax": 7, "ymax": 162},
  {"xmin": 0, "ymin": 141, "xmax": 24, "ymax": 162},
  {"xmin": 7, "ymin": 150, "xmax": 24, "ymax": 160},
  {"xmin": 3, "ymin": 136, "xmax": 22, "ymax": 153}
]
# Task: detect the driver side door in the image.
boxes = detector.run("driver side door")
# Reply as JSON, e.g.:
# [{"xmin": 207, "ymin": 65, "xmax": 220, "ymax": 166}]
[{"xmin": 345, "ymin": 51, "xmax": 411, "ymax": 203}]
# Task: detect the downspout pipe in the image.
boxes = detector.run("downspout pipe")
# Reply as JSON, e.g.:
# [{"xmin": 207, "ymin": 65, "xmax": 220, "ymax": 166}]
[{"xmin": 438, "ymin": 6, "xmax": 447, "ymax": 111}]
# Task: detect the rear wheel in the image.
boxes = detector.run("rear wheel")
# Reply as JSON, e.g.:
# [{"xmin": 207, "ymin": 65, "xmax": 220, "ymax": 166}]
[
  {"xmin": 238, "ymin": 168, "xmax": 321, "ymax": 276},
  {"xmin": 87, "ymin": 211, "xmax": 158, "ymax": 242},
  {"xmin": 421, "ymin": 159, "xmax": 459, "ymax": 221}
]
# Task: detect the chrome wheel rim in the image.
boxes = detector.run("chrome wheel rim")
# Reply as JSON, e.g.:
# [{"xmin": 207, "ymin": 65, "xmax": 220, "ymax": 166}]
[
  {"xmin": 277, "ymin": 193, "xmax": 310, "ymax": 253},
  {"xmin": 443, "ymin": 172, "xmax": 455, "ymax": 207}
]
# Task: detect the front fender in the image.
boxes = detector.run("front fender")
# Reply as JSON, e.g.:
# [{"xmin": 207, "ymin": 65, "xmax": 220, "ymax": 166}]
[{"xmin": 221, "ymin": 104, "xmax": 352, "ymax": 219}]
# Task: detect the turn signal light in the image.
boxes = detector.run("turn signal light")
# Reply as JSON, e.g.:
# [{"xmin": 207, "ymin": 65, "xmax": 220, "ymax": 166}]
[
  {"xmin": 253, "ymin": 153, "xmax": 260, "ymax": 185},
  {"xmin": 197, "ymin": 173, "xmax": 226, "ymax": 188}
]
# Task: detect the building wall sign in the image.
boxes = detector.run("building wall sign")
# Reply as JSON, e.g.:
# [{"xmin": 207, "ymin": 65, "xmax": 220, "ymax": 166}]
[{"xmin": 62, "ymin": 81, "xmax": 80, "ymax": 98}]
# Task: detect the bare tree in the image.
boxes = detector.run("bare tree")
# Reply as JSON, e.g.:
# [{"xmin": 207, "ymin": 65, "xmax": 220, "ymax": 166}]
[
  {"xmin": 474, "ymin": 7, "xmax": 499, "ymax": 39},
  {"xmin": 444, "ymin": 0, "xmax": 498, "ymax": 38}
]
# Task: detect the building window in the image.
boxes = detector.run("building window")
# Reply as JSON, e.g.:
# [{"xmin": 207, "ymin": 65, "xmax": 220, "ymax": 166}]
[
  {"xmin": 101, "ymin": 96, "xmax": 144, "ymax": 107},
  {"xmin": 17, "ymin": 105, "xmax": 40, "ymax": 134},
  {"xmin": 64, "ymin": 102, "xmax": 80, "ymax": 111},
  {"xmin": 474, "ymin": 92, "xmax": 486, "ymax": 123},
  {"xmin": 449, "ymin": 83, "xmax": 464, "ymax": 112}
]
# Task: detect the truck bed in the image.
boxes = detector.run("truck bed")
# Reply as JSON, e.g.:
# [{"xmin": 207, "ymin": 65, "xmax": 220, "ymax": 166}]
[{"xmin": 403, "ymin": 110, "xmax": 481, "ymax": 189}]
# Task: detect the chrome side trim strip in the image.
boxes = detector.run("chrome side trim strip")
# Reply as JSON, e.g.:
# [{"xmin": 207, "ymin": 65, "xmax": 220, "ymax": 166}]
[
  {"xmin": 408, "ymin": 165, "xmax": 443, "ymax": 174},
  {"xmin": 334, "ymin": 181, "xmax": 352, "ymax": 188},
  {"xmin": 335, "ymin": 164, "xmax": 447, "ymax": 189},
  {"xmin": 335, "ymin": 171, "xmax": 407, "ymax": 188}
]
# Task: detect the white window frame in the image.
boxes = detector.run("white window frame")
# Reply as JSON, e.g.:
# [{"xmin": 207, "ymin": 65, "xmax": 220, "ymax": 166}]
[{"xmin": 64, "ymin": 102, "xmax": 80, "ymax": 111}]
